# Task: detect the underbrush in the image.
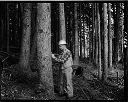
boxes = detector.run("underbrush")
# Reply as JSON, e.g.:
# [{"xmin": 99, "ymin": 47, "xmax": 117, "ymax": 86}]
[
  {"xmin": 1, "ymin": 64, "xmax": 50, "ymax": 100},
  {"xmin": 1, "ymin": 62, "xmax": 125, "ymax": 100}
]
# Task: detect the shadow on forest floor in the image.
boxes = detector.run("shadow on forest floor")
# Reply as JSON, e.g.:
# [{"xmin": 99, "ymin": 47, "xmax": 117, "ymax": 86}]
[{"xmin": 1, "ymin": 61, "xmax": 125, "ymax": 100}]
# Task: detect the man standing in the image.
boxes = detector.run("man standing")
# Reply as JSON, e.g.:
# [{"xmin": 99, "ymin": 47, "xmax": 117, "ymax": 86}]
[{"xmin": 52, "ymin": 40, "xmax": 73, "ymax": 99}]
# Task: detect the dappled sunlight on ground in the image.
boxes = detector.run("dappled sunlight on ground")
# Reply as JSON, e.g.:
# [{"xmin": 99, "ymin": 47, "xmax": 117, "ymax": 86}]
[{"xmin": 1, "ymin": 62, "xmax": 124, "ymax": 100}]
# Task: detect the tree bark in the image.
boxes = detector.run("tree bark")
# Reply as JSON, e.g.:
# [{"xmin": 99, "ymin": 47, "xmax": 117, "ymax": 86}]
[
  {"xmin": 108, "ymin": 3, "xmax": 113, "ymax": 70},
  {"xmin": 95, "ymin": 3, "xmax": 98, "ymax": 65},
  {"xmin": 3, "ymin": 3, "xmax": 7, "ymax": 52},
  {"xmin": 97, "ymin": 3, "xmax": 102, "ymax": 80},
  {"xmin": 59, "ymin": 3, "xmax": 66, "ymax": 41},
  {"xmin": 88, "ymin": 10, "xmax": 92, "ymax": 62},
  {"xmin": 0, "ymin": 19, "xmax": 4, "ymax": 51},
  {"xmin": 92, "ymin": 3, "xmax": 96, "ymax": 62},
  {"xmin": 115, "ymin": 3, "xmax": 120, "ymax": 62},
  {"xmin": 36, "ymin": 3, "xmax": 55, "ymax": 99},
  {"xmin": 7, "ymin": 3, "xmax": 9, "ymax": 52},
  {"xmin": 102, "ymin": 3, "xmax": 108, "ymax": 82},
  {"xmin": 30, "ymin": 3, "xmax": 37, "ymax": 72},
  {"xmin": 74, "ymin": 3, "xmax": 79, "ymax": 65},
  {"xmin": 124, "ymin": 3, "xmax": 128, "ymax": 97},
  {"xmin": 113, "ymin": 3, "xmax": 117, "ymax": 62},
  {"xmin": 69, "ymin": 6, "xmax": 74, "ymax": 57},
  {"xmin": 19, "ymin": 3, "xmax": 32, "ymax": 73},
  {"xmin": 84, "ymin": 17, "xmax": 86, "ymax": 59},
  {"xmin": 18, "ymin": 3, "xmax": 23, "ymax": 49},
  {"xmin": 30, "ymin": 29, "xmax": 37, "ymax": 72},
  {"xmin": 79, "ymin": 3, "xmax": 82, "ymax": 59},
  {"xmin": 119, "ymin": 3, "xmax": 124, "ymax": 62}
]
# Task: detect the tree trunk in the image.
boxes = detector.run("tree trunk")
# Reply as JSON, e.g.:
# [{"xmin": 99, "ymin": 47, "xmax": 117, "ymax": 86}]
[
  {"xmin": 69, "ymin": 7, "xmax": 74, "ymax": 57},
  {"xmin": 95, "ymin": 3, "xmax": 98, "ymax": 65},
  {"xmin": 108, "ymin": 3, "xmax": 113, "ymax": 70},
  {"xmin": 30, "ymin": 33, "xmax": 37, "ymax": 72},
  {"xmin": 15, "ymin": 3, "xmax": 19, "ymax": 47},
  {"xmin": 18, "ymin": 3, "xmax": 21, "ymax": 46},
  {"xmin": 74, "ymin": 3, "xmax": 79, "ymax": 65},
  {"xmin": 71, "ymin": 4, "xmax": 75, "ymax": 59},
  {"xmin": 79, "ymin": 4, "xmax": 82, "ymax": 59},
  {"xmin": 100, "ymin": 4, "xmax": 104, "ymax": 63},
  {"xmin": 113, "ymin": 4, "xmax": 117, "ymax": 62},
  {"xmin": 84, "ymin": 17, "xmax": 86, "ymax": 59},
  {"xmin": 121, "ymin": 4, "xmax": 124, "ymax": 61},
  {"xmin": 51, "ymin": 3, "xmax": 59, "ymax": 53},
  {"xmin": 117, "ymin": 3, "xmax": 124, "ymax": 62},
  {"xmin": 36, "ymin": 3, "xmax": 55, "ymax": 99},
  {"xmin": 19, "ymin": 3, "xmax": 32, "ymax": 73},
  {"xmin": 0, "ymin": 19, "xmax": 4, "ymax": 51},
  {"xmin": 18, "ymin": 3, "xmax": 23, "ymax": 50},
  {"xmin": 119, "ymin": 3, "xmax": 124, "ymax": 62},
  {"xmin": 92, "ymin": 3, "xmax": 95, "ymax": 61},
  {"xmin": 97, "ymin": 3, "xmax": 102, "ymax": 80},
  {"xmin": 3, "ymin": 3, "xmax": 7, "ymax": 52},
  {"xmin": 7, "ymin": 3, "xmax": 9, "ymax": 52},
  {"xmin": 88, "ymin": 11, "xmax": 92, "ymax": 62},
  {"xmin": 30, "ymin": 3, "xmax": 37, "ymax": 72},
  {"xmin": 124, "ymin": 3, "xmax": 128, "ymax": 95},
  {"xmin": 115, "ymin": 3, "xmax": 120, "ymax": 62},
  {"xmin": 59, "ymin": 3, "xmax": 66, "ymax": 41},
  {"xmin": 58, "ymin": 3, "xmax": 67, "ymax": 94},
  {"xmin": 102, "ymin": 3, "xmax": 108, "ymax": 82}
]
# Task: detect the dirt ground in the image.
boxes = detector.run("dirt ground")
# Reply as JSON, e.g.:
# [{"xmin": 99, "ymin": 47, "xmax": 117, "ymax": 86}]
[{"xmin": 1, "ymin": 62, "xmax": 124, "ymax": 100}]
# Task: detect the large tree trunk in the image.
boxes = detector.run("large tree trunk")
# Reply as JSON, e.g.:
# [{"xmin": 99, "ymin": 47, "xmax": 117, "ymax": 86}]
[
  {"xmin": 97, "ymin": 3, "xmax": 102, "ymax": 80},
  {"xmin": 51, "ymin": 3, "xmax": 59, "ymax": 53},
  {"xmin": 30, "ymin": 33, "xmax": 37, "ymax": 72},
  {"xmin": 19, "ymin": 3, "xmax": 32, "ymax": 73},
  {"xmin": 102, "ymin": 3, "xmax": 108, "ymax": 82},
  {"xmin": 74, "ymin": 3, "xmax": 79, "ymax": 65},
  {"xmin": 116, "ymin": 3, "xmax": 124, "ymax": 62},
  {"xmin": 36, "ymin": 3, "xmax": 55, "ymax": 99},
  {"xmin": 30, "ymin": 3, "xmax": 37, "ymax": 72},
  {"xmin": 59, "ymin": 3, "xmax": 66, "ymax": 40},
  {"xmin": 58, "ymin": 3, "xmax": 67, "ymax": 94},
  {"xmin": 108, "ymin": 3, "xmax": 113, "ymax": 71}
]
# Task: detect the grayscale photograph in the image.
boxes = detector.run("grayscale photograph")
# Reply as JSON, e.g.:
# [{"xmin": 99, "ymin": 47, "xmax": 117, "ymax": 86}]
[{"xmin": 0, "ymin": 1, "xmax": 127, "ymax": 101}]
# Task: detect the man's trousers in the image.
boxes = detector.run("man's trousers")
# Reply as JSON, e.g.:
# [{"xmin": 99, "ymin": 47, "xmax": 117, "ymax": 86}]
[{"xmin": 59, "ymin": 66, "xmax": 73, "ymax": 97}]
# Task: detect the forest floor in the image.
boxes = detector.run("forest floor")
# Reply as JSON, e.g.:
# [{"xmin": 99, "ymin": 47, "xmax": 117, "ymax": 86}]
[{"xmin": 1, "ymin": 61, "xmax": 124, "ymax": 100}]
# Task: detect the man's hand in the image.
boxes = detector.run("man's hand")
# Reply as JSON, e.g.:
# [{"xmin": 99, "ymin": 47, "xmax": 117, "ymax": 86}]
[{"xmin": 52, "ymin": 54, "xmax": 55, "ymax": 58}]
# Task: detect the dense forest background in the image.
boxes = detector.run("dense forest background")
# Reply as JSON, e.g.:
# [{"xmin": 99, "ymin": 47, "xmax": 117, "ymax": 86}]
[{"xmin": 0, "ymin": 2, "xmax": 127, "ymax": 100}]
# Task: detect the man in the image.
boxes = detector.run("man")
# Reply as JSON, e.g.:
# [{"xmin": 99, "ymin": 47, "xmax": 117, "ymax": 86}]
[{"xmin": 52, "ymin": 40, "xmax": 73, "ymax": 99}]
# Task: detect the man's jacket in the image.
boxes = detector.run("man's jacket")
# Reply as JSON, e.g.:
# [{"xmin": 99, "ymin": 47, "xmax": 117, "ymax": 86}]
[{"xmin": 54, "ymin": 48, "xmax": 73, "ymax": 69}]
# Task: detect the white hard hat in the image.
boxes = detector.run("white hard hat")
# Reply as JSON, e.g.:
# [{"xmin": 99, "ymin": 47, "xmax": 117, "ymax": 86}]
[{"xmin": 59, "ymin": 40, "xmax": 67, "ymax": 45}]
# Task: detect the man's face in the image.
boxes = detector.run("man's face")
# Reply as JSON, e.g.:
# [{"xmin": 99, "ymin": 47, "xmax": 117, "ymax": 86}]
[{"xmin": 59, "ymin": 45, "xmax": 65, "ymax": 50}]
